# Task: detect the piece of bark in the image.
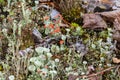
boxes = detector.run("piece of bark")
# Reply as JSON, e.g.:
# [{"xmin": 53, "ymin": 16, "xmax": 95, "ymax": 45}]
[{"xmin": 83, "ymin": 14, "xmax": 107, "ymax": 29}]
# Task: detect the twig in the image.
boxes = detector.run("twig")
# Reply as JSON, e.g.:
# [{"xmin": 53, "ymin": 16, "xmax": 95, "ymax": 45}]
[
  {"xmin": 115, "ymin": 65, "xmax": 120, "ymax": 74},
  {"xmin": 76, "ymin": 65, "xmax": 119, "ymax": 79}
]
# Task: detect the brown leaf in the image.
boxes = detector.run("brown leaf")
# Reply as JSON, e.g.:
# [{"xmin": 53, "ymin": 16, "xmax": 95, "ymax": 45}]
[
  {"xmin": 97, "ymin": 10, "xmax": 120, "ymax": 31},
  {"xmin": 112, "ymin": 57, "xmax": 120, "ymax": 63},
  {"xmin": 83, "ymin": 14, "xmax": 107, "ymax": 29},
  {"xmin": 99, "ymin": 10, "xmax": 120, "ymax": 20},
  {"xmin": 98, "ymin": 10, "xmax": 120, "ymax": 23},
  {"xmin": 97, "ymin": 10, "xmax": 120, "ymax": 42}
]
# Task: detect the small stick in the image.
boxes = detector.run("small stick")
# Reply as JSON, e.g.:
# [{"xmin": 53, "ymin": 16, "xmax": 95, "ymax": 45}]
[{"xmin": 76, "ymin": 65, "xmax": 119, "ymax": 79}]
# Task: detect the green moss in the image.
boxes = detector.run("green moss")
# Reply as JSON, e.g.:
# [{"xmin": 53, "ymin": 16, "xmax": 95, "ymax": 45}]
[
  {"xmin": 59, "ymin": 0, "xmax": 85, "ymax": 25},
  {"xmin": 62, "ymin": 7, "xmax": 84, "ymax": 25}
]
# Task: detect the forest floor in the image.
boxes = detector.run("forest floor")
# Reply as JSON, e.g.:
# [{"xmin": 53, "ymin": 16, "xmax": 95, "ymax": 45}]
[{"xmin": 0, "ymin": 0, "xmax": 120, "ymax": 80}]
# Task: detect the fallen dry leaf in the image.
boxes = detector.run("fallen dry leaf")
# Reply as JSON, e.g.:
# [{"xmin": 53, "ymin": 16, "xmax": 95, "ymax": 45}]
[
  {"xmin": 83, "ymin": 14, "xmax": 107, "ymax": 29},
  {"xmin": 112, "ymin": 57, "xmax": 120, "ymax": 63},
  {"xmin": 98, "ymin": 10, "xmax": 120, "ymax": 20},
  {"xmin": 99, "ymin": 10, "xmax": 120, "ymax": 30}
]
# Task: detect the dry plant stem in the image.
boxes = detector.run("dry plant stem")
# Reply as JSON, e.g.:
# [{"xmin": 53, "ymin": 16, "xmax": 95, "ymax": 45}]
[
  {"xmin": 16, "ymin": 39, "xmax": 21, "ymax": 78},
  {"xmin": 115, "ymin": 65, "xmax": 120, "ymax": 77},
  {"xmin": 76, "ymin": 65, "xmax": 119, "ymax": 79}
]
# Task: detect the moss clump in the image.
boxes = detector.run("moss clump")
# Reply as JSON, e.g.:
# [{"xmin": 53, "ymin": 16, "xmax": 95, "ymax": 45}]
[{"xmin": 58, "ymin": 0, "xmax": 85, "ymax": 25}]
